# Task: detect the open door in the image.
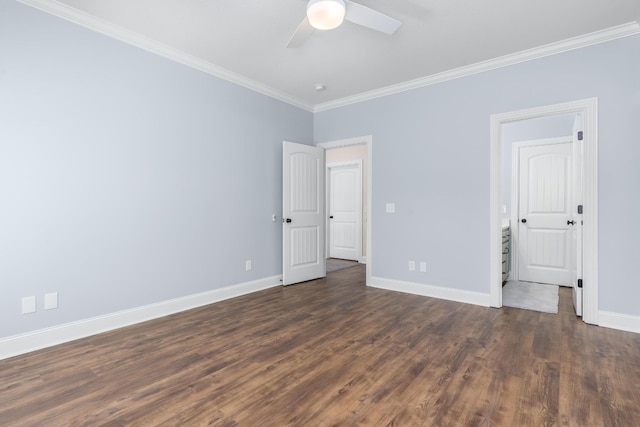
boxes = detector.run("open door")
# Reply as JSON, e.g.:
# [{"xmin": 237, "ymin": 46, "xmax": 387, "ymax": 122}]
[
  {"xmin": 572, "ymin": 115, "xmax": 584, "ymax": 316},
  {"xmin": 282, "ymin": 141, "xmax": 326, "ymax": 286}
]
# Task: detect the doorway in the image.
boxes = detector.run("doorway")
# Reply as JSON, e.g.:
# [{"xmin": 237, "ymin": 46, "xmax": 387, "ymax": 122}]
[
  {"xmin": 327, "ymin": 158, "xmax": 364, "ymax": 265},
  {"xmin": 490, "ymin": 98, "xmax": 598, "ymax": 325},
  {"xmin": 318, "ymin": 136, "xmax": 372, "ymax": 285}
]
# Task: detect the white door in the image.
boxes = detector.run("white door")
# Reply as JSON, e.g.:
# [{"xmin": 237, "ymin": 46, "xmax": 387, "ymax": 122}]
[
  {"xmin": 282, "ymin": 141, "xmax": 326, "ymax": 286},
  {"xmin": 572, "ymin": 115, "xmax": 584, "ymax": 316},
  {"xmin": 328, "ymin": 162, "xmax": 362, "ymax": 261},
  {"xmin": 518, "ymin": 141, "xmax": 573, "ymax": 285}
]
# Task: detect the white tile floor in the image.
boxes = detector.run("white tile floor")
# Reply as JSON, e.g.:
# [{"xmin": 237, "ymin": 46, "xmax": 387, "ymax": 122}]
[{"xmin": 502, "ymin": 280, "xmax": 559, "ymax": 314}]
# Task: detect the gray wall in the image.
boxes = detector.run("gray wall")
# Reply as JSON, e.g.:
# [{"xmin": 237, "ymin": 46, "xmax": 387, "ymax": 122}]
[
  {"xmin": 0, "ymin": 1, "xmax": 312, "ymax": 338},
  {"xmin": 314, "ymin": 34, "xmax": 640, "ymax": 316}
]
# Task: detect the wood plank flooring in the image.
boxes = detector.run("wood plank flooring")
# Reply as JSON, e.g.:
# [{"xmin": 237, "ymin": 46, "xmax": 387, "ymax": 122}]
[{"xmin": 1, "ymin": 265, "xmax": 639, "ymax": 426}]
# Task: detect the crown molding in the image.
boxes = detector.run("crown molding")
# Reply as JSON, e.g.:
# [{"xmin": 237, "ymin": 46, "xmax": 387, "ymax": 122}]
[
  {"xmin": 314, "ymin": 21, "xmax": 640, "ymax": 112},
  {"xmin": 17, "ymin": 0, "xmax": 315, "ymax": 112},
  {"xmin": 16, "ymin": 0, "xmax": 640, "ymax": 114}
]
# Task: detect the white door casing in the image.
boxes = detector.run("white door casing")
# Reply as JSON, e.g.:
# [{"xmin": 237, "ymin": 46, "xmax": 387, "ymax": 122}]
[
  {"xmin": 490, "ymin": 97, "xmax": 598, "ymax": 325},
  {"xmin": 282, "ymin": 141, "xmax": 325, "ymax": 286},
  {"xmin": 328, "ymin": 161, "xmax": 362, "ymax": 261},
  {"xmin": 516, "ymin": 139, "xmax": 573, "ymax": 286}
]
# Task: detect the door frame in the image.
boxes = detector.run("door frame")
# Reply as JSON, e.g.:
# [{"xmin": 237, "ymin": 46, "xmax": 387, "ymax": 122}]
[
  {"xmin": 510, "ymin": 136, "xmax": 575, "ymax": 284},
  {"xmin": 490, "ymin": 98, "xmax": 598, "ymax": 325},
  {"xmin": 326, "ymin": 160, "xmax": 363, "ymax": 262},
  {"xmin": 317, "ymin": 136, "xmax": 372, "ymax": 286}
]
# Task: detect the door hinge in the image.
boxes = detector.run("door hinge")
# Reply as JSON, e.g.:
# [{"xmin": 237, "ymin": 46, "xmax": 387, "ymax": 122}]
[
  {"xmin": 577, "ymin": 279, "xmax": 583, "ymax": 288},
  {"xmin": 577, "ymin": 205, "xmax": 583, "ymax": 214},
  {"xmin": 577, "ymin": 131, "xmax": 583, "ymax": 141}
]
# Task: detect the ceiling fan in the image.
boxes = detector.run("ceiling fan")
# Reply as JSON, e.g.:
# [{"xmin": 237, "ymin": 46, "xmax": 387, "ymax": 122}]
[{"xmin": 286, "ymin": 0, "xmax": 402, "ymax": 48}]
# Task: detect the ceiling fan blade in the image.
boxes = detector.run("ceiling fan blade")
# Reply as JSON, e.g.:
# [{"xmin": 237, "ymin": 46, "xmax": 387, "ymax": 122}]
[
  {"xmin": 344, "ymin": 0, "xmax": 401, "ymax": 35},
  {"xmin": 286, "ymin": 17, "xmax": 315, "ymax": 48}
]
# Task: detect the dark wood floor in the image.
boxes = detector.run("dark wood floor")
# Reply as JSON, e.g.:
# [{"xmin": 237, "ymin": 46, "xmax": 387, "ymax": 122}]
[{"xmin": 2, "ymin": 265, "xmax": 639, "ymax": 426}]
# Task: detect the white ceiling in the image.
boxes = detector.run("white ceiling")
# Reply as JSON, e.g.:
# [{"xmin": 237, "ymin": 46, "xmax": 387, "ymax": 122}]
[{"xmin": 21, "ymin": 0, "xmax": 640, "ymax": 110}]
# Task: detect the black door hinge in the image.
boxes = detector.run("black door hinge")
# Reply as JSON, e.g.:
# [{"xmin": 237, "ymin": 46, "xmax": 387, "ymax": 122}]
[
  {"xmin": 577, "ymin": 131, "xmax": 583, "ymax": 141},
  {"xmin": 577, "ymin": 205, "xmax": 583, "ymax": 214},
  {"xmin": 577, "ymin": 279, "xmax": 583, "ymax": 288}
]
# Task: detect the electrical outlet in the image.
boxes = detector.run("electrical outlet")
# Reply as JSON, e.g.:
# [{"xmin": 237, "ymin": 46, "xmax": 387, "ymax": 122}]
[
  {"xmin": 22, "ymin": 296, "xmax": 36, "ymax": 314},
  {"xmin": 245, "ymin": 260, "xmax": 252, "ymax": 271},
  {"xmin": 386, "ymin": 203, "xmax": 396, "ymax": 213},
  {"xmin": 408, "ymin": 260, "xmax": 415, "ymax": 271},
  {"xmin": 44, "ymin": 292, "xmax": 58, "ymax": 310},
  {"xmin": 419, "ymin": 262, "xmax": 427, "ymax": 273}
]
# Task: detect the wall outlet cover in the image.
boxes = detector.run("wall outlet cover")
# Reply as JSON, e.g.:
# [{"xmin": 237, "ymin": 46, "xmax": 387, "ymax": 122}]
[
  {"xmin": 22, "ymin": 296, "xmax": 36, "ymax": 314},
  {"xmin": 385, "ymin": 203, "xmax": 395, "ymax": 213},
  {"xmin": 44, "ymin": 292, "xmax": 58, "ymax": 310}
]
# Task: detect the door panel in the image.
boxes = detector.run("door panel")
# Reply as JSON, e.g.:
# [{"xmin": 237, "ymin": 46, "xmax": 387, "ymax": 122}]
[
  {"xmin": 329, "ymin": 164, "xmax": 361, "ymax": 261},
  {"xmin": 518, "ymin": 142, "xmax": 573, "ymax": 285},
  {"xmin": 290, "ymin": 226, "xmax": 319, "ymax": 267},
  {"xmin": 527, "ymin": 228, "xmax": 569, "ymax": 269},
  {"xmin": 283, "ymin": 141, "xmax": 325, "ymax": 286}
]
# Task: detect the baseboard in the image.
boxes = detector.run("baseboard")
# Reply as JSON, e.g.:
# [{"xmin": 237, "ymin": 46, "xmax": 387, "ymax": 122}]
[
  {"xmin": 598, "ymin": 311, "xmax": 640, "ymax": 334},
  {"xmin": 369, "ymin": 276, "xmax": 491, "ymax": 307},
  {"xmin": 0, "ymin": 275, "xmax": 282, "ymax": 360},
  {"xmin": 359, "ymin": 256, "xmax": 367, "ymax": 264}
]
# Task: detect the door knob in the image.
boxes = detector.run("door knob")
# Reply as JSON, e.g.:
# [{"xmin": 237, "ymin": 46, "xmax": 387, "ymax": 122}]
[
  {"xmin": 567, "ymin": 220, "xmax": 576, "ymax": 225},
  {"xmin": 521, "ymin": 218, "xmax": 527, "ymax": 223},
  {"xmin": 283, "ymin": 218, "xmax": 292, "ymax": 223},
  {"xmin": 329, "ymin": 216, "xmax": 334, "ymax": 219}
]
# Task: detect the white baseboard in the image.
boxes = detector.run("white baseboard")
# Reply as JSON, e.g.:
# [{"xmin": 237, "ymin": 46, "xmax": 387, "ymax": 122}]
[
  {"xmin": 369, "ymin": 276, "xmax": 491, "ymax": 307},
  {"xmin": 359, "ymin": 256, "xmax": 367, "ymax": 264},
  {"xmin": 0, "ymin": 275, "xmax": 282, "ymax": 360},
  {"xmin": 599, "ymin": 311, "xmax": 640, "ymax": 334}
]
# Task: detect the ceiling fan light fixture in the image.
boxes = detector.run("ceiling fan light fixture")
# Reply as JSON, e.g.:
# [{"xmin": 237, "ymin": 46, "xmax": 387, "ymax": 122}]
[{"xmin": 307, "ymin": 0, "xmax": 346, "ymax": 30}]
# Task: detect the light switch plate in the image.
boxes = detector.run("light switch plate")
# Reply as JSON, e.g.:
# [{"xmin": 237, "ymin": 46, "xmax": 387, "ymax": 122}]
[
  {"xmin": 419, "ymin": 262, "xmax": 427, "ymax": 273},
  {"xmin": 386, "ymin": 203, "xmax": 395, "ymax": 213}
]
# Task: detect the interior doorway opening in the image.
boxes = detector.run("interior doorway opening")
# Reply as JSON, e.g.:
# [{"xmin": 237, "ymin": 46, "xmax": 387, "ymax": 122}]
[
  {"xmin": 490, "ymin": 98, "xmax": 598, "ymax": 325},
  {"xmin": 326, "ymin": 158, "xmax": 364, "ymax": 264},
  {"xmin": 502, "ymin": 113, "xmax": 580, "ymax": 303},
  {"xmin": 318, "ymin": 136, "xmax": 372, "ymax": 285}
]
